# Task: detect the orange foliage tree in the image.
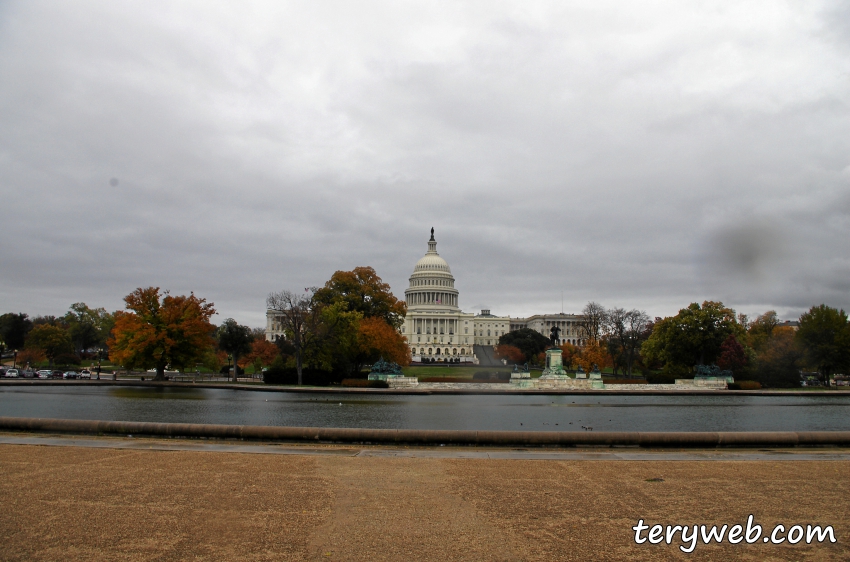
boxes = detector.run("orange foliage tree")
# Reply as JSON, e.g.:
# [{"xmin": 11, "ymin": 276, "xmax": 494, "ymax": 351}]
[
  {"xmin": 495, "ymin": 344, "xmax": 525, "ymax": 363},
  {"xmin": 108, "ymin": 287, "xmax": 216, "ymax": 380},
  {"xmin": 239, "ymin": 339, "xmax": 280, "ymax": 371},
  {"xmin": 559, "ymin": 342, "xmax": 578, "ymax": 369},
  {"xmin": 17, "ymin": 347, "xmax": 46, "ymax": 367},
  {"xmin": 357, "ymin": 316, "xmax": 411, "ymax": 367},
  {"xmin": 575, "ymin": 341, "xmax": 612, "ymax": 373}
]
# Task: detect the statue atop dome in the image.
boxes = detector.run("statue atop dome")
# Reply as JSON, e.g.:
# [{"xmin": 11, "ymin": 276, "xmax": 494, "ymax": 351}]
[{"xmin": 430, "ymin": 227, "xmax": 434, "ymax": 241}]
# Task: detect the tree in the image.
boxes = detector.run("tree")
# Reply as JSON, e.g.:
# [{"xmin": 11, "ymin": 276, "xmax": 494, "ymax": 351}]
[
  {"xmin": 575, "ymin": 341, "xmax": 612, "ymax": 373},
  {"xmin": 578, "ymin": 302, "xmax": 606, "ymax": 344},
  {"xmin": 748, "ymin": 310, "xmax": 779, "ymax": 352},
  {"xmin": 312, "ymin": 267, "xmax": 409, "ymax": 376},
  {"xmin": 313, "ymin": 266, "xmax": 407, "ymax": 329},
  {"xmin": 108, "ymin": 287, "xmax": 217, "ymax": 380},
  {"xmin": 241, "ymin": 338, "xmax": 280, "ymax": 372},
  {"xmin": 17, "ymin": 347, "xmax": 46, "ymax": 367},
  {"xmin": 498, "ymin": 328, "xmax": 551, "ymax": 362},
  {"xmin": 495, "ymin": 344, "xmax": 525, "ymax": 363},
  {"xmin": 217, "ymin": 319, "xmax": 254, "ymax": 382},
  {"xmin": 605, "ymin": 308, "xmax": 650, "ymax": 377},
  {"xmin": 717, "ymin": 334, "xmax": 747, "ymax": 374},
  {"xmin": 559, "ymin": 341, "xmax": 578, "ymax": 369},
  {"xmin": 24, "ymin": 324, "xmax": 73, "ymax": 367},
  {"xmin": 0, "ymin": 313, "xmax": 32, "ymax": 352},
  {"xmin": 796, "ymin": 304, "xmax": 850, "ymax": 387},
  {"xmin": 641, "ymin": 301, "xmax": 742, "ymax": 372},
  {"xmin": 32, "ymin": 315, "xmax": 66, "ymax": 328},
  {"xmin": 357, "ymin": 316, "xmax": 411, "ymax": 367},
  {"xmin": 64, "ymin": 303, "xmax": 113, "ymax": 356},
  {"xmin": 266, "ymin": 290, "xmax": 326, "ymax": 385},
  {"xmin": 754, "ymin": 327, "xmax": 802, "ymax": 387}
]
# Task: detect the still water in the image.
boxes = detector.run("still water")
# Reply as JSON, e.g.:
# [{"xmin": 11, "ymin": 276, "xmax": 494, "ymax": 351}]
[{"xmin": 1, "ymin": 386, "xmax": 849, "ymax": 432}]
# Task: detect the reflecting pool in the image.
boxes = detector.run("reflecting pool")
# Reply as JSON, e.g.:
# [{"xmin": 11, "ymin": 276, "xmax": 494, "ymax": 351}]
[{"xmin": 1, "ymin": 386, "xmax": 849, "ymax": 432}]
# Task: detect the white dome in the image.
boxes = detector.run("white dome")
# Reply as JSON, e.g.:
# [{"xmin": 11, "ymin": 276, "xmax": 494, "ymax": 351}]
[{"xmin": 414, "ymin": 253, "xmax": 451, "ymax": 273}]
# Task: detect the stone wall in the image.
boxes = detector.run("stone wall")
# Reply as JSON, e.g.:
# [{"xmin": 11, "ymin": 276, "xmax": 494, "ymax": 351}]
[
  {"xmin": 414, "ymin": 381, "xmax": 727, "ymax": 391},
  {"xmin": 387, "ymin": 377, "xmax": 420, "ymax": 389}
]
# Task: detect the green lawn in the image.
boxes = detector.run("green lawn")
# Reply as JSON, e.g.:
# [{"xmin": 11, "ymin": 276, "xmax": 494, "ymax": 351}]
[{"xmin": 402, "ymin": 365, "xmax": 515, "ymax": 379}]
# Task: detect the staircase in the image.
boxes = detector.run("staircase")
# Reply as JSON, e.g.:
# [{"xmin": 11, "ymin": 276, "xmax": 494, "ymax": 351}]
[{"xmin": 473, "ymin": 345, "xmax": 503, "ymax": 367}]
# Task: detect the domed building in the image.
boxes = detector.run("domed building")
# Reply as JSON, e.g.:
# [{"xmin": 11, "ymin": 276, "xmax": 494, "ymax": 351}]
[{"xmin": 403, "ymin": 229, "xmax": 511, "ymax": 363}]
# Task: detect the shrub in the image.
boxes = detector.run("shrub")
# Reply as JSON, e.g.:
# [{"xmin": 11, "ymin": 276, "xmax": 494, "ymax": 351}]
[
  {"xmin": 53, "ymin": 353, "xmax": 82, "ymax": 366},
  {"xmin": 728, "ymin": 380, "xmax": 762, "ymax": 390},
  {"xmin": 646, "ymin": 372, "xmax": 678, "ymax": 384},
  {"xmin": 420, "ymin": 376, "xmax": 509, "ymax": 383},
  {"xmin": 472, "ymin": 371, "xmax": 511, "ymax": 381},
  {"xmin": 341, "ymin": 378, "xmax": 389, "ymax": 388},
  {"xmin": 263, "ymin": 366, "xmax": 337, "ymax": 386}
]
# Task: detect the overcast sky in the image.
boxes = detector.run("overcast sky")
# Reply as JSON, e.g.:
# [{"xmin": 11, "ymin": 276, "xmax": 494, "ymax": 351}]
[{"xmin": 1, "ymin": 1, "xmax": 849, "ymax": 328}]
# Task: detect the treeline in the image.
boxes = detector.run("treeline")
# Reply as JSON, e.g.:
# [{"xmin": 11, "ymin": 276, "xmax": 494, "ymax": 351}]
[
  {"xmin": 496, "ymin": 301, "xmax": 850, "ymax": 387},
  {"xmin": 0, "ymin": 266, "xmax": 409, "ymax": 385},
  {"xmin": 643, "ymin": 302, "xmax": 849, "ymax": 387},
  {"xmin": 265, "ymin": 266, "xmax": 409, "ymax": 385},
  {"xmin": 0, "ymin": 299, "xmax": 277, "ymax": 378},
  {"xmin": 0, "ymin": 304, "xmax": 115, "ymax": 367},
  {"xmin": 495, "ymin": 303, "xmax": 651, "ymax": 376}
]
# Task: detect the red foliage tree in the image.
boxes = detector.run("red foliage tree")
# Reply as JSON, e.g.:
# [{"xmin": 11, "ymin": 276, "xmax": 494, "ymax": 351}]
[
  {"xmin": 718, "ymin": 334, "xmax": 747, "ymax": 373},
  {"xmin": 495, "ymin": 344, "xmax": 525, "ymax": 363}
]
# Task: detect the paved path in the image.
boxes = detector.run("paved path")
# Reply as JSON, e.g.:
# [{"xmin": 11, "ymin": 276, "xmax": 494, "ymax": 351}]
[{"xmin": 1, "ymin": 436, "xmax": 849, "ymax": 560}]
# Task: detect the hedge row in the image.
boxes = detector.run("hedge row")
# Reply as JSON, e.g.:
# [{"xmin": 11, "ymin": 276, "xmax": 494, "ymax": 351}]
[
  {"xmin": 263, "ymin": 367, "xmax": 340, "ymax": 386},
  {"xmin": 728, "ymin": 381, "xmax": 763, "ymax": 390}
]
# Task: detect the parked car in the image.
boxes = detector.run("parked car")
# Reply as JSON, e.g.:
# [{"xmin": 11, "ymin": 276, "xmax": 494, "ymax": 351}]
[
  {"xmin": 37, "ymin": 370, "xmax": 52, "ymax": 379},
  {"xmin": 51, "ymin": 370, "xmax": 64, "ymax": 379},
  {"xmin": 63, "ymin": 371, "xmax": 78, "ymax": 379},
  {"xmin": 21, "ymin": 370, "xmax": 36, "ymax": 378},
  {"xmin": 4, "ymin": 368, "xmax": 19, "ymax": 378},
  {"xmin": 79, "ymin": 369, "xmax": 92, "ymax": 379}
]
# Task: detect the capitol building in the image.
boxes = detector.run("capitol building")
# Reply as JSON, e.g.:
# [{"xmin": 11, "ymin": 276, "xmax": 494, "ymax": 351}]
[
  {"xmin": 266, "ymin": 229, "xmax": 587, "ymax": 364},
  {"xmin": 402, "ymin": 230, "xmax": 585, "ymax": 363}
]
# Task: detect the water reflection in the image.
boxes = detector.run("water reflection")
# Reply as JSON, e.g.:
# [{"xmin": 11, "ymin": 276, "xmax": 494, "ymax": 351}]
[
  {"xmin": 0, "ymin": 386, "xmax": 848, "ymax": 432},
  {"xmin": 110, "ymin": 387, "xmax": 207, "ymax": 400}
]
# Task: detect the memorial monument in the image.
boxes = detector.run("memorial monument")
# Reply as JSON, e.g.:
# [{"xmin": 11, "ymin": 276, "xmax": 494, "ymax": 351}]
[{"xmin": 538, "ymin": 325, "xmax": 570, "ymax": 381}]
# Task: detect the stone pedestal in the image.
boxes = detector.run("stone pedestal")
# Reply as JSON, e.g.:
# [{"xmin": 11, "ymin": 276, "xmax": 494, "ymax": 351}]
[
  {"xmin": 539, "ymin": 348, "xmax": 568, "ymax": 378},
  {"xmin": 510, "ymin": 368, "xmax": 532, "ymax": 388},
  {"xmin": 589, "ymin": 367, "xmax": 604, "ymax": 388}
]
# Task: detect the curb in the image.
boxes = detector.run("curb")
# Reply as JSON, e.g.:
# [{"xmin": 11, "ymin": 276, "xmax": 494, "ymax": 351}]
[
  {"xmin": 2, "ymin": 380, "xmax": 849, "ymax": 396},
  {"xmin": 2, "ymin": 417, "xmax": 850, "ymax": 447}
]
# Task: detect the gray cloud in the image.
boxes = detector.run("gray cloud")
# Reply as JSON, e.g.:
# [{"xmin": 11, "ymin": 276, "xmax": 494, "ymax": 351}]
[{"xmin": 1, "ymin": 1, "xmax": 849, "ymax": 326}]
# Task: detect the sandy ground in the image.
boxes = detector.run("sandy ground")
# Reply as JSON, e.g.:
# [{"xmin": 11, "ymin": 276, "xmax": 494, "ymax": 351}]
[{"xmin": 1, "ymin": 441, "xmax": 848, "ymax": 561}]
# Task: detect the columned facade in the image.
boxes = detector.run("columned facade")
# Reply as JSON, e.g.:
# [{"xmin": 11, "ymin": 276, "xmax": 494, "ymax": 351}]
[{"xmin": 403, "ymin": 230, "xmax": 476, "ymax": 362}]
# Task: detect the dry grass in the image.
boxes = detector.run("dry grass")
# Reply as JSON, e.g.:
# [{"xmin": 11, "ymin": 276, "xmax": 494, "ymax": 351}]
[{"xmin": 1, "ymin": 443, "xmax": 848, "ymax": 561}]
